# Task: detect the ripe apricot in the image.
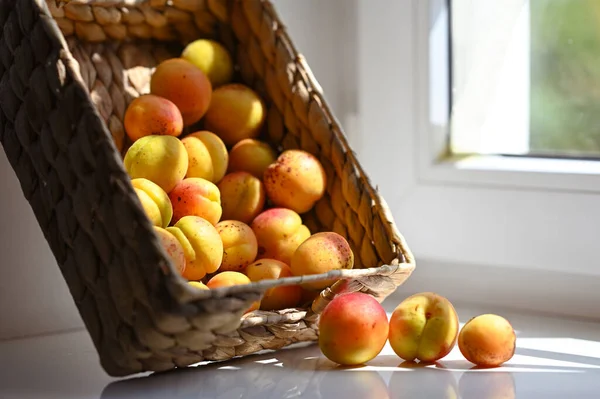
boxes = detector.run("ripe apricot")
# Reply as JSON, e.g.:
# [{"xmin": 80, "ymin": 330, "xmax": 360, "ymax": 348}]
[
  {"xmin": 188, "ymin": 281, "xmax": 209, "ymax": 290},
  {"xmin": 131, "ymin": 178, "xmax": 173, "ymax": 227},
  {"xmin": 153, "ymin": 226, "xmax": 186, "ymax": 276},
  {"xmin": 181, "ymin": 39, "xmax": 234, "ymax": 87},
  {"xmin": 245, "ymin": 259, "xmax": 302, "ymax": 311},
  {"xmin": 290, "ymin": 232, "xmax": 354, "ymax": 290},
  {"xmin": 318, "ymin": 292, "xmax": 389, "ymax": 366},
  {"xmin": 203, "ymin": 83, "xmax": 266, "ymax": 146},
  {"xmin": 458, "ymin": 314, "xmax": 516, "ymax": 367},
  {"xmin": 263, "ymin": 149, "xmax": 326, "ymax": 214},
  {"xmin": 168, "ymin": 177, "xmax": 222, "ymax": 225},
  {"xmin": 150, "ymin": 58, "xmax": 212, "ymax": 126},
  {"xmin": 124, "ymin": 135, "xmax": 188, "ymax": 193},
  {"xmin": 166, "ymin": 216, "xmax": 223, "ymax": 280},
  {"xmin": 206, "ymin": 271, "xmax": 260, "ymax": 313},
  {"xmin": 227, "ymin": 138, "xmax": 277, "ymax": 179},
  {"xmin": 181, "ymin": 130, "xmax": 229, "ymax": 183},
  {"xmin": 124, "ymin": 94, "xmax": 183, "ymax": 142},
  {"xmin": 217, "ymin": 171, "xmax": 265, "ymax": 225},
  {"xmin": 216, "ymin": 220, "xmax": 258, "ymax": 272},
  {"xmin": 389, "ymin": 292, "xmax": 459, "ymax": 363},
  {"xmin": 251, "ymin": 208, "xmax": 311, "ymax": 265}
]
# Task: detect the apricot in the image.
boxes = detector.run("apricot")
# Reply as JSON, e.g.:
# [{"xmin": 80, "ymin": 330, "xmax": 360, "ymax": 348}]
[
  {"xmin": 216, "ymin": 220, "xmax": 258, "ymax": 272},
  {"xmin": 458, "ymin": 314, "xmax": 516, "ymax": 367},
  {"xmin": 290, "ymin": 232, "xmax": 354, "ymax": 291},
  {"xmin": 150, "ymin": 58, "xmax": 212, "ymax": 126},
  {"xmin": 245, "ymin": 259, "xmax": 301, "ymax": 310},
  {"xmin": 153, "ymin": 226, "xmax": 186, "ymax": 275},
  {"xmin": 131, "ymin": 178, "xmax": 173, "ymax": 227},
  {"xmin": 188, "ymin": 281, "xmax": 209, "ymax": 290},
  {"xmin": 206, "ymin": 271, "xmax": 260, "ymax": 313},
  {"xmin": 124, "ymin": 94, "xmax": 183, "ymax": 142},
  {"xmin": 227, "ymin": 138, "xmax": 277, "ymax": 179},
  {"xmin": 318, "ymin": 292, "xmax": 389, "ymax": 366},
  {"xmin": 166, "ymin": 216, "xmax": 223, "ymax": 280},
  {"xmin": 124, "ymin": 135, "xmax": 188, "ymax": 193},
  {"xmin": 203, "ymin": 83, "xmax": 266, "ymax": 146},
  {"xmin": 181, "ymin": 39, "xmax": 234, "ymax": 88},
  {"xmin": 181, "ymin": 130, "xmax": 229, "ymax": 183},
  {"xmin": 168, "ymin": 177, "xmax": 222, "ymax": 225},
  {"xmin": 388, "ymin": 292, "xmax": 459, "ymax": 363},
  {"xmin": 217, "ymin": 172, "xmax": 265, "ymax": 225},
  {"xmin": 263, "ymin": 149, "xmax": 326, "ymax": 214},
  {"xmin": 251, "ymin": 208, "xmax": 311, "ymax": 265}
]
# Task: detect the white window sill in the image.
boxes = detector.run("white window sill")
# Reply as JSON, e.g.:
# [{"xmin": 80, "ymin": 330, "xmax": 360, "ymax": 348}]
[{"xmin": 422, "ymin": 154, "xmax": 600, "ymax": 193}]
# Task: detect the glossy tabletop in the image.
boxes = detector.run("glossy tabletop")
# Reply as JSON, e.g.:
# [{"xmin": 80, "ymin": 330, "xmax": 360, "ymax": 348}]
[{"xmin": 2, "ymin": 302, "xmax": 600, "ymax": 398}]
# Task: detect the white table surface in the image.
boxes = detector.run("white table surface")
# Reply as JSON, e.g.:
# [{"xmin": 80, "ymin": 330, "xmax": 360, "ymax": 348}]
[{"xmin": 2, "ymin": 301, "xmax": 600, "ymax": 399}]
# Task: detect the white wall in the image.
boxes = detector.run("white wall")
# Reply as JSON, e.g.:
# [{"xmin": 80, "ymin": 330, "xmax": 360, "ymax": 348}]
[
  {"xmin": 0, "ymin": 150, "xmax": 84, "ymax": 339},
  {"xmin": 0, "ymin": 0, "xmax": 357, "ymax": 339}
]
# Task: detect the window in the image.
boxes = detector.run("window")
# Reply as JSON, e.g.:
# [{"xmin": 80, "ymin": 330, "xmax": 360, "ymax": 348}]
[
  {"xmin": 450, "ymin": 0, "xmax": 600, "ymax": 159},
  {"xmin": 355, "ymin": 0, "xmax": 600, "ymax": 318}
]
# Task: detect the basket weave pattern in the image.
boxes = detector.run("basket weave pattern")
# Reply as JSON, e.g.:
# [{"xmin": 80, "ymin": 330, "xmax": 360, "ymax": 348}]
[{"xmin": 0, "ymin": 0, "xmax": 415, "ymax": 377}]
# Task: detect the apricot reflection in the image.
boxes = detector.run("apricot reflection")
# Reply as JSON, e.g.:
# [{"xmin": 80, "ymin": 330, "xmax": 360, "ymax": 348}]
[
  {"xmin": 388, "ymin": 361, "xmax": 458, "ymax": 399},
  {"xmin": 100, "ymin": 344, "xmax": 390, "ymax": 399},
  {"xmin": 459, "ymin": 370, "xmax": 516, "ymax": 399}
]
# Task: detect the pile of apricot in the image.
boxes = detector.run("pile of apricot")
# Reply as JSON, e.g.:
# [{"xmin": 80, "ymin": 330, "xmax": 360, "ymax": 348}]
[{"xmin": 122, "ymin": 39, "xmax": 353, "ymax": 313}]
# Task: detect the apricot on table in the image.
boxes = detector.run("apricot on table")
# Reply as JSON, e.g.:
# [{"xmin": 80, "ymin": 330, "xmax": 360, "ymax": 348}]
[
  {"xmin": 150, "ymin": 58, "xmax": 212, "ymax": 126},
  {"xmin": 245, "ymin": 258, "xmax": 302, "ymax": 311},
  {"xmin": 318, "ymin": 292, "xmax": 389, "ymax": 366},
  {"xmin": 131, "ymin": 178, "xmax": 173, "ymax": 228},
  {"xmin": 227, "ymin": 138, "xmax": 276, "ymax": 179},
  {"xmin": 153, "ymin": 226, "xmax": 186, "ymax": 276},
  {"xmin": 124, "ymin": 94, "xmax": 183, "ymax": 142},
  {"xmin": 203, "ymin": 83, "xmax": 266, "ymax": 146},
  {"xmin": 216, "ymin": 220, "xmax": 258, "ymax": 272},
  {"xmin": 388, "ymin": 292, "xmax": 459, "ymax": 363},
  {"xmin": 181, "ymin": 39, "xmax": 234, "ymax": 88},
  {"xmin": 217, "ymin": 171, "xmax": 265, "ymax": 225},
  {"xmin": 168, "ymin": 177, "xmax": 222, "ymax": 225},
  {"xmin": 251, "ymin": 207, "xmax": 311, "ymax": 265},
  {"xmin": 263, "ymin": 149, "xmax": 326, "ymax": 214},
  {"xmin": 181, "ymin": 130, "xmax": 229, "ymax": 183},
  {"xmin": 206, "ymin": 271, "xmax": 260, "ymax": 313},
  {"xmin": 290, "ymin": 232, "xmax": 354, "ymax": 291},
  {"xmin": 124, "ymin": 135, "xmax": 188, "ymax": 193},
  {"xmin": 458, "ymin": 314, "xmax": 516, "ymax": 367},
  {"xmin": 166, "ymin": 215, "xmax": 223, "ymax": 280}
]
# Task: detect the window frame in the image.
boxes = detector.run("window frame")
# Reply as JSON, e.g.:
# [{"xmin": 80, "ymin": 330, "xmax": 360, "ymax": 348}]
[{"xmin": 354, "ymin": 0, "xmax": 600, "ymax": 319}]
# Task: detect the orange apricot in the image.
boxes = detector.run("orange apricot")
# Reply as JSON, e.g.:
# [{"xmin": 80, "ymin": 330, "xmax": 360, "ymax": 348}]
[
  {"xmin": 227, "ymin": 138, "xmax": 277, "ymax": 179},
  {"xmin": 245, "ymin": 259, "xmax": 302, "ymax": 311},
  {"xmin": 250, "ymin": 207, "xmax": 311, "ymax": 265},
  {"xmin": 458, "ymin": 314, "xmax": 516, "ymax": 367},
  {"xmin": 168, "ymin": 177, "xmax": 222, "ymax": 225},
  {"xmin": 206, "ymin": 271, "xmax": 260, "ymax": 313},
  {"xmin": 124, "ymin": 94, "xmax": 183, "ymax": 142},
  {"xmin": 217, "ymin": 171, "xmax": 265, "ymax": 225},
  {"xmin": 216, "ymin": 220, "xmax": 258, "ymax": 272},
  {"xmin": 263, "ymin": 149, "xmax": 326, "ymax": 214},
  {"xmin": 203, "ymin": 83, "xmax": 266, "ymax": 146},
  {"xmin": 150, "ymin": 58, "xmax": 212, "ymax": 126}
]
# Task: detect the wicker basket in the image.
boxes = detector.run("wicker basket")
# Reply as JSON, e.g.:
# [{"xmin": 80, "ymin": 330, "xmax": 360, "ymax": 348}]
[{"xmin": 0, "ymin": 0, "xmax": 415, "ymax": 377}]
